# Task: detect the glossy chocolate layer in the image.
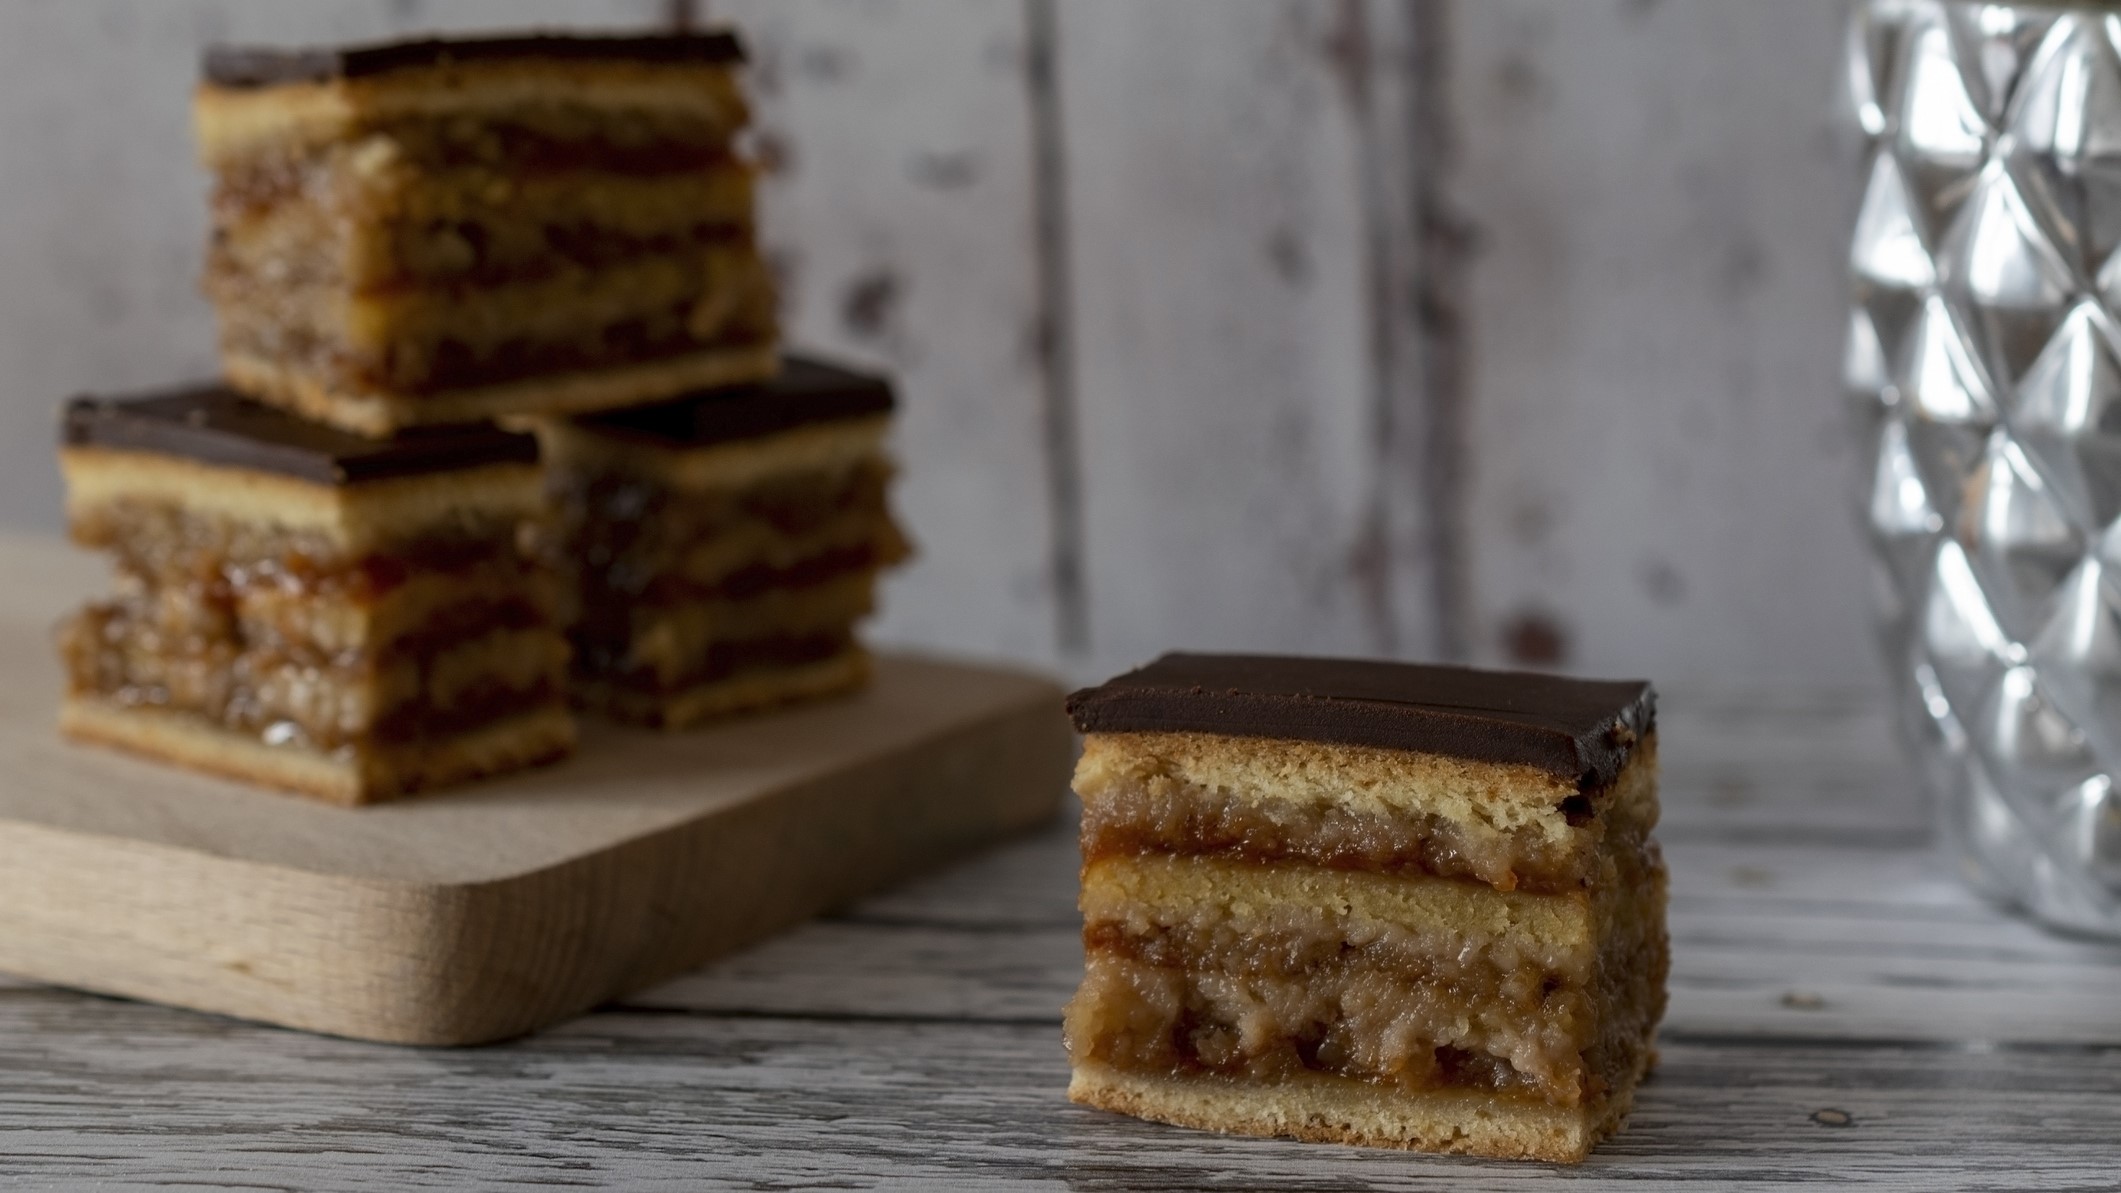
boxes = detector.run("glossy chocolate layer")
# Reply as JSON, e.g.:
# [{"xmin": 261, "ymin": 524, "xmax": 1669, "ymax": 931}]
[
  {"xmin": 567, "ymin": 354, "xmax": 894, "ymax": 448},
  {"xmin": 62, "ymin": 386, "xmax": 538, "ymax": 485},
  {"xmin": 203, "ymin": 31, "xmax": 745, "ymax": 89},
  {"xmin": 1067, "ymin": 653, "xmax": 1654, "ymax": 787}
]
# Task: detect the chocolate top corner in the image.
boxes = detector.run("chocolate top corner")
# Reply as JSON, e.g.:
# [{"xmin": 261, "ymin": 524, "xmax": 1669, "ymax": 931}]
[
  {"xmin": 202, "ymin": 29, "xmax": 746, "ymax": 89},
  {"xmin": 566, "ymin": 353, "xmax": 895, "ymax": 449},
  {"xmin": 61, "ymin": 385, "xmax": 539, "ymax": 485},
  {"xmin": 1066, "ymin": 653, "xmax": 1655, "ymax": 789}
]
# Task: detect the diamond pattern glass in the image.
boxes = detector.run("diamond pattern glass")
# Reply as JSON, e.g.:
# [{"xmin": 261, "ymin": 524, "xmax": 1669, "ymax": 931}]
[{"xmin": 1854, "ymin": 1, "xmax": 2121, "ymax": 936}]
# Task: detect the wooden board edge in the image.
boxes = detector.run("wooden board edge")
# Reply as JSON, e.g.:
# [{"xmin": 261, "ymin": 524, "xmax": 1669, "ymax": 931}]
[{"xmin": 0, "ymin": 685, "xmax": 1078, "ymax": 1045}]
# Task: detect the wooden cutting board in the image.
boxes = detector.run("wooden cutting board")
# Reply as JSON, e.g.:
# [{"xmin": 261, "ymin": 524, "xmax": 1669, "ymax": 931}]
[{"xmin": 0, "ymin": 533, "xmax": 1074, "ymax": 1045}]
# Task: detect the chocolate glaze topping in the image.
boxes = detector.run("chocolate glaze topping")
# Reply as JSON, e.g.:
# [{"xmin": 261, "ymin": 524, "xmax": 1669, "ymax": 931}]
[
  {"xmin": 203, "ymin": 30, "xmax": 745, "ymax": 89},
  {"xmin": 62, "ymin": 385, "xmax": 538, "ymax": 485},
  {"xmin": 568, "ymin": 354, "xmax": 894, "ymax": 449},
  {"xmin": 1067, "ymin": 653, "xmax": 1655, "ymax": 789}
]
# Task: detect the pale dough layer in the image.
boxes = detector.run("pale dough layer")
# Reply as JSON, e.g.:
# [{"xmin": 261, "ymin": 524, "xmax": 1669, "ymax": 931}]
[
  {"xmin": 215, "ymin": 165, "xmax": 756, "ymax": 291},
  {"xmin": 60, "ymin": 447, "xmax": 543, "ymax": 556},
  {"xmin": 196, "ymin": 61, "xmax": 749, "ymax": 165},
  {"xmin": 1067, "ymin": 1061, "xmax": 1633, "ymax": 1163},
  {"xmin": 1077, "ymin": 731, "xmax": 1658, "ymax": 852},
  {"xmin": 218, "ymin": 240, "xmax": 767, "ymax": 361},
  {"xmin": 1081, "ymin": 853, "xmax": 1595, "ymax": 964}
]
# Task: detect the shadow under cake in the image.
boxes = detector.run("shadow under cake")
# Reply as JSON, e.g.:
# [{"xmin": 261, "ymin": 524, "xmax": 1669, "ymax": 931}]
[
  {"xmin": 541, "ymin": 354, "xmax": 912, "ymax": 728},
  {"xmin": 56, "ymin": 387, "xmax": 575, "ymax": 804},
  {"xmin": 196, "ymin": 31, "xmax": 777, "ymax": 437},
  {"xmin": 1063, "ymin": 653, "xmax": 1668, "ymax": 1163}
]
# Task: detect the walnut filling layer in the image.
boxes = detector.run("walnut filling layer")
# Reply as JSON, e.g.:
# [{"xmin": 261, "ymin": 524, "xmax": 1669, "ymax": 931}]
[
  {"xmin": 62, "ymin": 600, "xmax": 565, "ymax": 752},
  {"xmin": 558, "ymin": 450, "xmax": 904, "ymax": 632},
  {"xmin": 62, "ymin": 497, "xmax": 567, "ymax": 753},
  {"xmin": 1582, "ymin": 839, "xmax": 1668, "ymax": 1120},
  {"xmin": 1077, "ymin": 932, "xmax": 1593, "ymax": 1104},
  {"xmin": 558, "ymin": 455, "xmax": 904, "ymax": 702},
  {"xmin": 209, "ymin": 239, "xmax": 775, "ymax": 396},
  {"xmin": 1079, "ymin": 736, "xmax": 1659, "ymax": 893},
  {"xmin": 1068, "ymin": 860, "xmax": 1666, "ymax": 1109},
  {"xmin": 1071, "ymin": 951, "xmax": 1577, "ymax": 1104},
  {"xmin": 551, "ymin": 420, "xmax": 907, "ymax": 719},
  {"xmin": 212, "ymin": 164, "xmax": 755, "ymax": 291},
  {"xmin": 555, "ymin": 456, "xmax": 900, "ymax": 592},
  {"xmin": 565, "ymin": 544, "xmax": 892, "ymax": 714},
  {"xmin": 212, "ymin": 109, "xmax": 744, "ymax": 199}
]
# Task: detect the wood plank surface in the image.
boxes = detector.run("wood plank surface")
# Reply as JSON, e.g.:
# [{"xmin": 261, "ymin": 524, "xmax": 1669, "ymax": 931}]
[
  {"xmin": 711, "ymin": 0, "xmax": 1069, "ymax": 666},
  {"xmin": 1448, "ymin": 0, "xmax": 1876, "ymax": 686},
  {"xmin": 1059, "ymin": 0, "xmax": 1438, "ymax": 678},
  {"xmin": 7, "ymin": 685, "xmax": 2121, "ymax": 1186},
  {"xmin": 4, "ymin": 998, "xmax": 2118, "ymax": 1192}
]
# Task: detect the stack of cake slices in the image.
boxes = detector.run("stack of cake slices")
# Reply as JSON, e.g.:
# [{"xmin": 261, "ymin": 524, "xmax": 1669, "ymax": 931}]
[{"xmin": 55, "ymin": 30, "xmax": 908, "ymax": 805}]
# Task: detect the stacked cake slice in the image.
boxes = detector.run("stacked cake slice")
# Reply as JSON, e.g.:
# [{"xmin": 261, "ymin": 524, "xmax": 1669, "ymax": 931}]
[
  {"xmin": 542, "ymin": 356, "xmax": 910, "ymax": 727},
  {"xmin": 195, "ymin": 33, "xmax": 777, "ymax": 436},
  {"xmin": 57, "ymin": 29, "xmax": 908, "ymax": 802},
  {"xmin": 57, "ymin": 389, "xmax": 573, "ymax": 803},
  {"xmin": 1063, "ymin": 654, "xmax": 1667, "ymax": 1161}
]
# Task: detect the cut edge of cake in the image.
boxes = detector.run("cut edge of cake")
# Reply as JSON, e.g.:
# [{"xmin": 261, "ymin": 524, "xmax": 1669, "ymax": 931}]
[
  {"xmin": 56, "ymin": 387, "xmax": 579, "ymax": 804},
  {"xmin": 546, "ymin": 354, "xmax": 905, "ymax": 731}
]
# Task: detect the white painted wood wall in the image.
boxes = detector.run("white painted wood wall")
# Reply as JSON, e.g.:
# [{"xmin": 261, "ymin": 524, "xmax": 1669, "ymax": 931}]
[{"xmin": 0, "ymin": 0, "xmax": 1869, "ymax": 689}]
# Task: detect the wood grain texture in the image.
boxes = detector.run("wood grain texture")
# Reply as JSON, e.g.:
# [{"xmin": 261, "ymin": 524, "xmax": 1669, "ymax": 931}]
[
  {"xmin": 4, "ymin": 997, "xmax": 2119, "ymax": 1191},
  {"xmin": 7, "ymin": 669, "xmax": 2121, "ymax": 1184},
  {"xmin": 1058, "ymin": 0, "xmax": 1438, "ymax": 678},
  {"xmin": 711, "ymin": 0, "xmax": 1068, "ymax": 666},
  {"xmin": 1449, "ymin": 0, "xmax": 1874, "ymax": 685},
  {"xmin": 4, "ymin": 658, "xmax": 2121, "ymax": 1180},
  {"xmin": 0, "ymin": 533, "xmax": 1072, "ymax": 1046}
]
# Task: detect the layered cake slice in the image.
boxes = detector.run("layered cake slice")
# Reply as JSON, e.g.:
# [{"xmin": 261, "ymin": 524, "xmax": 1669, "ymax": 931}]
[
  {"xmin": 56, "ymin": 387, "xmax": 575, "ymax": 803},
  {"xmin": 542, "ymin": 355, "xmax": 911, "ymax": 728},
  {"xmin": 1063, "ymin": 654, "xmax": 1666, "ymax": 1162},
  {"xmin": 196, "ymin": 31, "xmax": 777, "ymax": 437}
]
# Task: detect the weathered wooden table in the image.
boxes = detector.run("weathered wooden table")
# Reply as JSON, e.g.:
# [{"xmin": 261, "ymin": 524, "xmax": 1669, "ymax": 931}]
[{"xmin": 3, "ymin": 694, "xmax": 2118, "ymax": 1189}]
